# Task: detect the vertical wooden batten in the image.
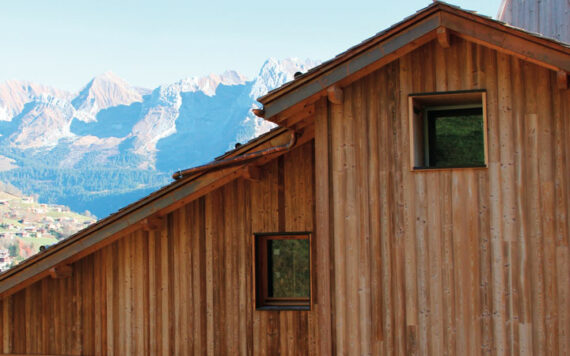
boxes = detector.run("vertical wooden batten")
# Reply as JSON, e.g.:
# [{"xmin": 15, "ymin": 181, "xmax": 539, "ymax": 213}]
[
  {"xmin": 557, "ymin": 71, "xmax": 568, "ymax": 90},
  {"xmin": 314, "ymin": 97, "xmax": 333, "ymax": 355},
  {"xmin": 436, "ymin": 27, "xmax": 451, "ymax": 48}
]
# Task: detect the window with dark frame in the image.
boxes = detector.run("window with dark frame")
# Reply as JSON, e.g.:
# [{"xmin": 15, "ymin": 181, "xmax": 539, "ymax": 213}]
[
  {"xmin": 409, "ymin": 90, "xmax": 487, "ymax": 170},
  {"xmin": 254, "ymin": 233, "xmax": 311, "ymax": 310}
]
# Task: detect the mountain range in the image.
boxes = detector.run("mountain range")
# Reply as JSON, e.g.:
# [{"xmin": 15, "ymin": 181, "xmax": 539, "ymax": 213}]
[{"xmin": 0, "ymin": 58, "xmax": 319, "ymax": 218}]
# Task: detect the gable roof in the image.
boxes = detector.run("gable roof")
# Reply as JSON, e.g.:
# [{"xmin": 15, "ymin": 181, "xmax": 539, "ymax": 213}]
[
  {"xmin": 2, "ymin": 0, "xmax": 569, "ymax": 299},
  {"xmin": 0, "ymin": 126, "xmax": 313, "ymax": 297},
  {"xmin": 257, "ymin": 1, "xmax": 570, "ymax": 124}
]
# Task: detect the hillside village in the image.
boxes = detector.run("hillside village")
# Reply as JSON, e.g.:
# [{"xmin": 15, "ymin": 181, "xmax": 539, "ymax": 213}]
[{"xmin": 0, "ymin": 190, "xmax": 95, "ymax": 271}]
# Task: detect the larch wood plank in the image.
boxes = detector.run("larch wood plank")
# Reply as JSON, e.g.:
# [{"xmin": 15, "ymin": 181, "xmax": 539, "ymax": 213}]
[
  {"xmin": 171, "ymin": 211, "xmax": 181, "ymax": 356},
  {"xmin": 485, "ymin": 46, "xmax": 508, "ymax": 356},
  {"xmin": 142, "ymin": 231, "xmax": 150, "ymax": 356},
  {"xmin": 340, "ymin": 86, "xmax": 360, "ymax": 354},
  {"xmin": 330, "ymin": 84, "xmax": 347, "ymax": 355},
  {"xmin": 497, "ymin": 50, "xmax": 518, "ymax": 355},
  {"xmin": 536, "ymin": 65, "xmax": 559, "ymax": 356},
  {"xmin": 366, "ymin": 71, "xmax": 383, "ymax": 355},
  {"xmin": 135, "ymin": 231, "xmax": 145, "ymax": 356},
  {"xmin": 376, "ymin": 67, "xmax": 393, "ymax": 356},
  {"xmin": 148, "ymin": 231, "xmax": 157, "ymax": 356},
  {"xmin": 509, "ymin": 55, "xmax": 525, "ymax": 356},
  {"xmin": 525, "ymin": 109, "xmax": 545, "ymax": 356},
  {"xmin": 106, "ymin": 244, "xmax": 115, "ymax": 356},
  {"xmin": 353, "ymin": 77, "xmax": 373, "ymax": 355},
  {"xmin": 159, "ymin": 219, "xmax": 170, "ymax": 356},
  {"xmin": 556, "ymin": 246, "xmax": 570, "ymax": 356},
  {"xmin": 412, "ymin": 46, "xmax": 430, "ymax": 356},
  {"xmin": 313, "ymin": 96, "xmax": 334, "ymax": 356},
  {"xmin": 204, "ymin": 194, "xmax": 215, "ymax": 356},
  {"xmin": 523, "ymin": 59, "xmax": 546, "ymax": 356},
  {"xmin": 399, "ymin": 51, "xmax": 419, "ymax": 356}
]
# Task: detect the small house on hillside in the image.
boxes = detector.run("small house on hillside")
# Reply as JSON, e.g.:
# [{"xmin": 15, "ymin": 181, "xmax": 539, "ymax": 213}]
[{"xmin": 0, "ymin": 2, "xmax": 568, "ymax": 355}]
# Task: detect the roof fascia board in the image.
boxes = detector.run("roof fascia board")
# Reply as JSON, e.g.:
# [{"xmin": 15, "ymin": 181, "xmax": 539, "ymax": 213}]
[
  {"xmin": 258, "ymin": 3, "xmax": 442, "ymax": 105},
  {"xmin": 262, "ymin": 14, "xmax": 442, "ymax": 120},
  {"xmin": 261, "ymin": 5, "xmax": 570, "ymax": 122},
  {"xmin": 440, "ymin": 11, "xmax": 570, "ymax": 72},
  {"xmin": 0, "ymin": 127, "xmax": 314, "ymax": 298}
]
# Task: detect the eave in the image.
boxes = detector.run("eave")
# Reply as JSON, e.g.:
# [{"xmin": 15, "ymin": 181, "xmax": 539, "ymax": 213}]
[
  {"xmin": 257, "ymin": 1, "xmax": 570, "ymax": 125},
  {"xmin": 0, "ymin": 126, "xmax": 314, "ymax": 298}
]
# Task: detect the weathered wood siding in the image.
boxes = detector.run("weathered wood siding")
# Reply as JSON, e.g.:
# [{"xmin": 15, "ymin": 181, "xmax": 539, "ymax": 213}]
[
  {"xmin": 0, "ymin": 35, "xmax": 568, "ymax": 356},
  {"xmin": 0, "ymin": 141, "xmax": 316, "ymax": 355},
  {"xmin": 316, "ymin": 37, "xmax": 570, "ymax": 355}
]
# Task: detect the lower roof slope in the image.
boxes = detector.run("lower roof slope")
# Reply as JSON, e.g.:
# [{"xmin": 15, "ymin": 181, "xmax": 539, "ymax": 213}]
[{"xmin": 0, "ymin": 126, "xmax": 314, "ymax": 297}]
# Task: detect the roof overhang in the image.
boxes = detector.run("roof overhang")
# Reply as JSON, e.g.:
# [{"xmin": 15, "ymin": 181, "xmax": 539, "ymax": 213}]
[{"xmin": 258, "ymin": 2, "xmax": 570, "ymax": 125}]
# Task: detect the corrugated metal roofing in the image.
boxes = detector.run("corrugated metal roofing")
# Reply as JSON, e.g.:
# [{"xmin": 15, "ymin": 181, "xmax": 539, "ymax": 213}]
[{"xmin": 498, "ymin": 0, "xmax": 570, "ymax": 43}]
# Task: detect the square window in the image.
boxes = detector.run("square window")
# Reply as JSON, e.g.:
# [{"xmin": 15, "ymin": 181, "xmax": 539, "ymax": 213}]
[
  {"xmin": 253, "ymin": 233, "xmax": 311, "ymax": 310},
  {"xmin": 409, "ymin": 90, "xmax": 488, "ymax": 170}
]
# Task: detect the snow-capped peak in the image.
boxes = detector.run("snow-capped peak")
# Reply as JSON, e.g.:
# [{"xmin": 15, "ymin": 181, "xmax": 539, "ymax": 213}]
[
  {"xmin": 250, "ymin": 58, "xmax": 320, "ymax": 100},
  {"xmin": 171, "ymin": 70, "xmax": 248, "ymax": 97},
  {"xmin": 71, "ymin": 71, "xmax": 144, "ymax": 122},
  {"xmin": 0, "ymin": 80, "xmax": 69, "ymax": 121}
]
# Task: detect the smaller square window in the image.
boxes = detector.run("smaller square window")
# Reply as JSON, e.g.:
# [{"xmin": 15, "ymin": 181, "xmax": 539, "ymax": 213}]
[
  {"xmin": 409, "ymin": 90, "xmax": 488, "ymax": 170},
  {"xmin": 253, "ymin": 232, "xmax": 311, "ymax": 310}
]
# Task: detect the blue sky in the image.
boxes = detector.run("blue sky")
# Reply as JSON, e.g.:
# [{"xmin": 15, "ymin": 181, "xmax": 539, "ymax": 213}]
[{"xmin": 0, "ymin": 0, "xmax": 501, "ymax": 91}]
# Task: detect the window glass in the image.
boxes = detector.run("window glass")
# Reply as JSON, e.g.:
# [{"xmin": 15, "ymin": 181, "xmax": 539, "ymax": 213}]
[
  {"xmin": 267, "ymin": 239, "xmax": 310, "ymax": 298},
  {"xmin": 426, "ymin": 107, "xmax": 485, "ymax": 168},
  {"xmin": 254, "ymin": 233, "xmax": 311, "ymax": 310}
]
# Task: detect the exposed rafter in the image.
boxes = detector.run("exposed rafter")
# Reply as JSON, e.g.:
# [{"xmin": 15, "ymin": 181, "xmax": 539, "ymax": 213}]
[
  {"xmin": 436, "ymin": 27, "xmax": 451, "ymax": 48},
  {"xmin": 327, "ymin": 85, "xmax": 344, "ymax": 105}
]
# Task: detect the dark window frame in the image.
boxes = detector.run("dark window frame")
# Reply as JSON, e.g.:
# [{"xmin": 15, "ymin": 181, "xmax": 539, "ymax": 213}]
[
  {"xmin": 253, "ymin": 232, "xmax": 312, "ymax": 311},
  {"xmin": 409, "ymin": 90, "xmax": 488, "ymax": 171}
]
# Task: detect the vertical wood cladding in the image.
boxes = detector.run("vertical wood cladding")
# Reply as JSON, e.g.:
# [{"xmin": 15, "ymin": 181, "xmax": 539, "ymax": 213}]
[
  {"xmin": 320, "ymin": 38, "xmax": 570, "ymax": 355},
  {"xmin": 0, "ymin": 141, "xmax": 315, "ymax": 355},
  {"xmin": 1, "ymin": 36, "xmax": 569, "ymax": 356}
]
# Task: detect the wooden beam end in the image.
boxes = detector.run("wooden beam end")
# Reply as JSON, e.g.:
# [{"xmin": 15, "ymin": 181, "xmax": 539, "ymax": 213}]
[
  {"xmin": 49, "ymin": 265, "xmax": 73, "ymax": 279},
  {"xmin": 242, "ymin": 165, "xmax": 262, "ymax": 182},
  {"xmin": 252, "ymin": 108, "xmax": 265, "ymax": 118},
  {"xmin": 141, "ymin": 215, "xmax": 164, "ymax": 231},
  {"xmin": 557, "ymin": 71, "xmax": 568, "ymax": 90},
  {"xmin": 436, "ymin": 27, "xmax": 451, "ymax": 48},
  {"xmin": 327, "ymin": 85, "xmax": 343, "ymax": 105}
]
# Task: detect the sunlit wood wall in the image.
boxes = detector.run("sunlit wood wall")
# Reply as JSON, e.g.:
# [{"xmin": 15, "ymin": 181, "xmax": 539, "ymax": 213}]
[
  {"xmin": 0, "ymin": 35, "xmax": 568, "ymax": 356},
  {"xmin": 315, "ymin": 37, "xmax": 570, "ymax": 355},
  {"xmin": 0, "ymin": 141, "xmax": 316, "ymax": 355}
]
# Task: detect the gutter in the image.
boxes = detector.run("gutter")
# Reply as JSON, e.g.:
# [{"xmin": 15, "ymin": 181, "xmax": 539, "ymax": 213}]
[{"xmin": 172, "ymin": 130, "xmax": 297, "ymax": 180}]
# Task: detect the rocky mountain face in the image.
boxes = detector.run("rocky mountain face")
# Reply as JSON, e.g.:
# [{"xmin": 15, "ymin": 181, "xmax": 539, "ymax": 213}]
[
  {"xmin": 71, "ymin": 71, "xmax": 145, "ymax": 123},
  {"xmin": 0, "ymin": 58, "xmax": 319, "ymax": 218}
]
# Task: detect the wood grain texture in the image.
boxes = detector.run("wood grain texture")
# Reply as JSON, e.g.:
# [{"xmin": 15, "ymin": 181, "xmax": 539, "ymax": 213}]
[
  {"xmin": 0, "ymin": 142, "xmax": 315, "ymax": 356},
  {"xmin": 0, "ymin": 36, "xmax": 568, "ymax": 355},
  {"xmin": 323, "ymin": 37, "xmax": 569, "ymax": 355}
]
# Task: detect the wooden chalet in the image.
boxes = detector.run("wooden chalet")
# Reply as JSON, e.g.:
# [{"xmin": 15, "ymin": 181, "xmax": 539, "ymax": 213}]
[{"xmin": 0, "ymin": 2, "xmax": 569, "ymax": 355}]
